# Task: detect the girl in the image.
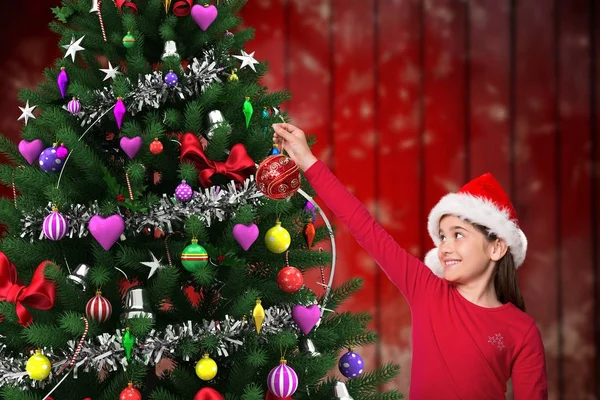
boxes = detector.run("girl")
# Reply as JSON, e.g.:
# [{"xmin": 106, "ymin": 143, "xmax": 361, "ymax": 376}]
[{"xmin": 272, "ymin": 123, "xmax": 548, "ymax": 400}]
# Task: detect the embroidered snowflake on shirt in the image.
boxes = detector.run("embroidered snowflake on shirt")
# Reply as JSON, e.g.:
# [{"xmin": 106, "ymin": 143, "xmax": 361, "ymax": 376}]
[{"xmin": 488, "ymin": 333, "xmax": 505, "ymax": 350}]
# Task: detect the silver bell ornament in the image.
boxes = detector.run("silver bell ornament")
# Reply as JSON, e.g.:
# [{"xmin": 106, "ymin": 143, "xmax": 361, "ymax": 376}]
[
  {"xmin": 300, "ymin": 337, "xmax": 321, "ymax": 357},
  {"xmin": 120, "ymin": 286, "xmax": 155, "ymax": 324},
  {"xmin": 67, "ymin": 264, "xmax": 90, "ymax": 291},
  {"xmin": 162, "ymin": 40, "xmax": 180, "ymax": 60},
  {"xmin": 205, "ymin": 110, "xmax": 231, "ymax": 140},
  {"xmin": 333, "ymin": 381, "xmax": 354, "ymax": 400}
]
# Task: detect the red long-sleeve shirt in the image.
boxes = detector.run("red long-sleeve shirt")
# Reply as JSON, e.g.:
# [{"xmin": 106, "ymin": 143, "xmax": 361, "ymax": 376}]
[{"xmin": 305, "ymin": 161, "xmax": 548, "ymax": 400}]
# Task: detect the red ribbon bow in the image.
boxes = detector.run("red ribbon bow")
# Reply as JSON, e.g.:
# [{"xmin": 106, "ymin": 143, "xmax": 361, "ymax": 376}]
[
  {"xmin": 180, "ymin": 133, "xmax": 256, "ymax": 188},
  {"xmin": 173, "ymin": 0, "xmax": 193, "ymax": 16},
  {"xmin": 0, "ymin": 252, "xmax": 56, "ymax": 326},
  {"xmin": 116, "ymin": 0, "xmax": 138, "ymax": 13}
]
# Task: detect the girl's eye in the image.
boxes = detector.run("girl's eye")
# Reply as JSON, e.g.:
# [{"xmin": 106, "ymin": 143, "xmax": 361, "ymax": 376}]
[
  {"xmin": 440, "ymin": 234, "xmax": 446, "ymax": 242},
  {"xmin": 455, "ymin": 232, "xmax": 464, "ymax": 239}
]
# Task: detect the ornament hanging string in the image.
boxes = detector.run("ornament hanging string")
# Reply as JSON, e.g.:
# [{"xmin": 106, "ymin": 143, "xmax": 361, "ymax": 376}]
[
  {"xmin": 97, "ymin": 0, "xmax": 107, "ymax": 42},
  {"xmin": 57, "ymin": 104, "xmax": 117, "ymax": 189},
  {"xmin": 319, "ymin": 248, "xmax": 326, "ymax": 286},
  {"xmin": 12, "ymin": 169, "xmax": 18, "ymax": 207}
]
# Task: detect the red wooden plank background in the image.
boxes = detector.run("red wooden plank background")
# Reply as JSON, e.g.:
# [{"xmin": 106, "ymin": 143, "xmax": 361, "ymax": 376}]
[{"xmin": 1, "ymin": 1, "xmax": 599, "ymax": 399}]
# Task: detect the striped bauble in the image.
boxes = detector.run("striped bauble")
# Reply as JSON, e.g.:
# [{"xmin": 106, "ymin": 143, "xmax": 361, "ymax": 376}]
[
  {"xmin": 86, "ymin": 291, "xmax": 112, "ymax": 323},
  {"xmin": 42, "ymin": 208, "xmax": 68, "ymax": 241},
  {"xmin": 267, "ymin": 358, "xmax": 298, "ymax": 398},
  {"xmin": 67, "ymin": 97, "xmax": 81, "ymax": 115}
]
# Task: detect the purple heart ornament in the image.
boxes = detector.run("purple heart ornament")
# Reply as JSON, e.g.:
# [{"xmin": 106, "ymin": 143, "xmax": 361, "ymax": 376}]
[
  {"xmin": 191, "ymin": 4, "xmax": 218, "ymax": 31},
  {"xmin": 18, "ymin": 139, "xmax": 45, "ymax": 165},
  {"xmin": 292, "ymin": 304, "xmax": 321, "ymax": 335},
  {"xmin": 233, "ymin": 223, "xmax": 259, "ymax": 251},
  {"xmin": 89, "ymin": 215, "xmax": 125, "ymax": 251},
  {"xmin": 120, "ymin": 136, "xmax": 143, "ymax": 159}
]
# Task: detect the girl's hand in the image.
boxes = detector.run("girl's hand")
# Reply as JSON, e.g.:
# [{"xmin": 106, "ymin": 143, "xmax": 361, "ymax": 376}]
[{"xmin": 272, "ymin": 123, "xmax": 318, "ymax": 171}]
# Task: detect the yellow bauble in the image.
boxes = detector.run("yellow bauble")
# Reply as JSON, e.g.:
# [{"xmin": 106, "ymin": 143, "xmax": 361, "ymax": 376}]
[
  {"xmin": 264, "ymin": 220, "xmax": 291, "ymax": 254},
  {"xmin": 26, "ymin": 349, "xmax": 52, "ymax": 381},
  {"xmin": 195, "ymin": 353, "xmax": 218, "ymax": 381}
]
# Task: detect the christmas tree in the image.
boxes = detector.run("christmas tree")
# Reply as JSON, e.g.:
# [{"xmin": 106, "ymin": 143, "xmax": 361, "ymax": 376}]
[{"xmin": 0, "ymin": 1, "xmax": 401, "ymax": 399}]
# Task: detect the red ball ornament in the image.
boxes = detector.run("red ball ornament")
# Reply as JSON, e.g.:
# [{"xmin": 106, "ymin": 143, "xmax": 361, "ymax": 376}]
[
  {"xmin": 277, "ymin": 266, "xmax": 304, "ymax": 293},
  {"xmin": 194, "ymin": 387, "xmax": 224, "ymax": 400},
  {"xmin": 256, "ymin": 155, "xmax": 301, "ymax": 200},
  {"xmin": 120, "ymin": 383, "xmax": 141, "ymax": 400},
  {"xmin": 85, "ymin": 290, "xmax": 112, "ymax": 323},
  {"xmin": 149, "ymin": 138, "xmax": 163, "ymax": 154},
  {"xmin": 266, "ymin": 392, "xmax": 293, "ymax": 400}
]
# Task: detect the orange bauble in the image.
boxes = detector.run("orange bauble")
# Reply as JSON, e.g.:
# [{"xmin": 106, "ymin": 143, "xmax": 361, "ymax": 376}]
[{"xmin": 256, "ymin": 155, "xmax": 301, "ymax": 200}]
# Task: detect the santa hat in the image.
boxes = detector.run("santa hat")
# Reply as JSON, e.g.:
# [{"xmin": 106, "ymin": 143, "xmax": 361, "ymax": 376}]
[{"xmin": 424, "ymin": 173, "xmax": 528, "ymax": 278}]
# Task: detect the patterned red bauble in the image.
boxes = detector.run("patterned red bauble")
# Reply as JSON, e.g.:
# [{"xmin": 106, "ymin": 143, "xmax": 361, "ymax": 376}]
[
  {"xmin": 120, "ymin": 383, "xmax": 141, "ymax": 400},
  {"xmin": 277, "ymin": 266, "xmax": 304, "ymax": 293},
  {"xmin": 194, "ymin": 387, "xmax": 224, "ymax": 400},
  {"xmin": 86, "ymin": 290, "xmax": 112, "ymax": 323},
  {"xmin": 149, "ymin": 138, "xmax": 163, "ymax": 154},
  {"xmin": 266, "ymin": 392, "xmax": 293, "ymax": 400},
  {"xmin": 256, "ymin": 155, "xmax": 301, "ymax": 200}
]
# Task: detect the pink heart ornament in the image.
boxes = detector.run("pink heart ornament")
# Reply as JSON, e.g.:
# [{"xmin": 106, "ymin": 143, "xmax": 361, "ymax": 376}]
[
  {"xmin": 292, "ymin": 304, "xmax": 321, "ymax": 335},
  {"xmin": 191, "ymin": 4, "xmax": 218, "ymax": 31},
  {"xmin": 120, "ymin": 136, "xmax": 143, "ymax": 159},
  {"xmin": 18, "ymin": 139, "xmax": 44, "ymax": 165},
  {"xmin": 89, "ymin": 215, "xmax": 125, "ymax": 251},
  {"xmin": 232, "ymin": 223, "xmax": 259, "ymax": 251}
]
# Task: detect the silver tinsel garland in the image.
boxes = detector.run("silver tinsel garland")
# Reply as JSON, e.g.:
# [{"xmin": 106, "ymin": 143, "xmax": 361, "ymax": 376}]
[
  {"xmin": 20, "ymin": 178, "xmax": 262, "ymax": 241},
  {"xmin": 0, "ymin": 306, "xmax": 297, "ymax": 389},
  {"xmin": 77, "ymin": 52, "xmax": 223, "ymax": 126}
]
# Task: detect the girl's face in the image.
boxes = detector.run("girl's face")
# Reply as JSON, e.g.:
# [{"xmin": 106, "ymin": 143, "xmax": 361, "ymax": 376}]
[{"xmin": 437, "ymin": 215, "xmax": 495, "ymax": 283}]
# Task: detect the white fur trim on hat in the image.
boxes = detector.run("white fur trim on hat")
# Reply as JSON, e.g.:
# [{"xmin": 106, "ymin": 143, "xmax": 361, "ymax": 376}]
[
  {"xmin": 424, "ymin": 248, "xmax": 444, "ymax": 278},
  {"xmin": 426, "ymin": 193, "xmax": 528, "ymax": 268}
]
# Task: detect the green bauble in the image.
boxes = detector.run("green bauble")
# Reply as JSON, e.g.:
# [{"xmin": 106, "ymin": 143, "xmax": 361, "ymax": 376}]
[
  {"xmin": 122, "ymin": 31, "xmax": 136, "ymax": 48},
  {"xmin": 181, "ymin": 239, "xmax": 209, "ymax": 272}
]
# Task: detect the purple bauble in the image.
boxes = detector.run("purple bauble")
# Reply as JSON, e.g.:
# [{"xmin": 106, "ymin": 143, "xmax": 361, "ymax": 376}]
[
  {"xmin": 267, "ymin": 359, "xmax": 298, "ymax": 398},
  {"xmin": 38, "ymin": 146, "xmax": 64, "ymax": 173},
  {"xmin": 304, "ymin": 201, "xmax": 317, "ymax": 222},
  {"xmin": 43, "ymin": 209, "xmax": 68, "ymax": 241},
  {"xmin": 174, "ymin": 180, "xmax": 193, "ymax": 202},
  {"xmin": 338, "ymin": 348, "xmax": 364, "ymax": 379},
  {"xmin": 56, "ymin": 144, "xmax": 69, "ymax": 160},
  {"xmin": 165, "ymin": 71, "xmax": 179, "ymax": 87},
  {"xmin": 57, "ymin": 67, "xmax": 69, "ymax": 99},
  {"xmin": 67, "ymin": 98, "xmax": 81, "ymax": 115}
]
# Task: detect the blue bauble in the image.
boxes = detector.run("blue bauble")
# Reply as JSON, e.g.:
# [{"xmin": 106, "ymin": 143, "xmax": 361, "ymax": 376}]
[
  {"xmin": 38, "ymin": 146, "xmax": 64, "ymax": 173},
  {"xmin": 338, "ymin": 348, "xmax": 364, "ymax": 379},
  {"xmin": 165, "ymin": 71, "xmax": 179, "ymax": 87}
]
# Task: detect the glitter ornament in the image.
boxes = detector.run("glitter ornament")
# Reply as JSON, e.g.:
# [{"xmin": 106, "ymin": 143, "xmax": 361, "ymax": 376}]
[
  {"xmin": 267, "ymin": 358, "xmax": 298, "ymax": 398},
  {"xmin": 265, "ymin": 220, "xmax": 291, "ymax": 254},
  {"xmin": 43, "ymin": 207, "xmax": 68, "ymax": 241},
  {"xmin": 122, "ymin": 31, "xmax": 136, "ymax": 48},
  {"xmin": 165, "ymin": 70, "xmax": 179, "ymax": 87},
  {"xmin": 38, "ymin": 144, "xmax": 64, "ymax": 173},
  {"xmin": 195, "ymin": 353, "xmax": 218, "ymax": 380},
  {"xmin": 256, "ymin": 155, "xmax": 301, "ymax": 200},
  {"xmin": 338, "ymin": 347, "xmax": 364, "ymax": 379},
  {"xmin": 120, "ymin": 382, "xmax": 141, "ymax": 400},
  {"xmin": 26, "ymin": 349, "xmax": 52, "ymax": 381},
  {"xmin": 149, "ymin": 138, "xmax": 163, "ymax": 154},
  {"xmin": 67, "ymin": 97, "xmax": 81, "ymax": 114},
  {"xmin": 277, "ymin": 266, "xmax": 304, "ymax": 293},
  {"xmin": 181, "ymin": 239, "xmax": 209, "ymax": 272},
  {"xmin": 86, "ymin": 290, "xmax": 112, "ymax": 323},
  {"xmin": 175, "ymin": 180, "xmax": 193, "ymax": 202}
]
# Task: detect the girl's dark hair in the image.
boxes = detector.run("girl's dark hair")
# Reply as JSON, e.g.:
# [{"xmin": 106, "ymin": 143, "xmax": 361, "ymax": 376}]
[{"xmin": 472, "ymin": 223, "xmax": 526, "ymax": 312}]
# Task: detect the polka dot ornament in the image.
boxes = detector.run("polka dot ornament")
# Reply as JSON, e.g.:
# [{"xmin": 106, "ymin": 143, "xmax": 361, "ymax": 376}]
[
  {"xmin": 338, "ymin": 348, "xmax": 364, "ymax": 379},
  {"xmin": 25, "ymin": 349, "xmax": 52, "ymax": 381},
  {"xmin": 120, "ymin": 382, "xmax": 142, "ymax": 400},
  {"xmin": 38, "ymin": 145, "xmax": 64, "ymax": 173},
  {"xmin": 175, "ymin": 180, "xmax": 193, "ymax": 202},
  {"xmin": 165, "ymin": 71, "xmax": 179, "ymax": 87}
]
